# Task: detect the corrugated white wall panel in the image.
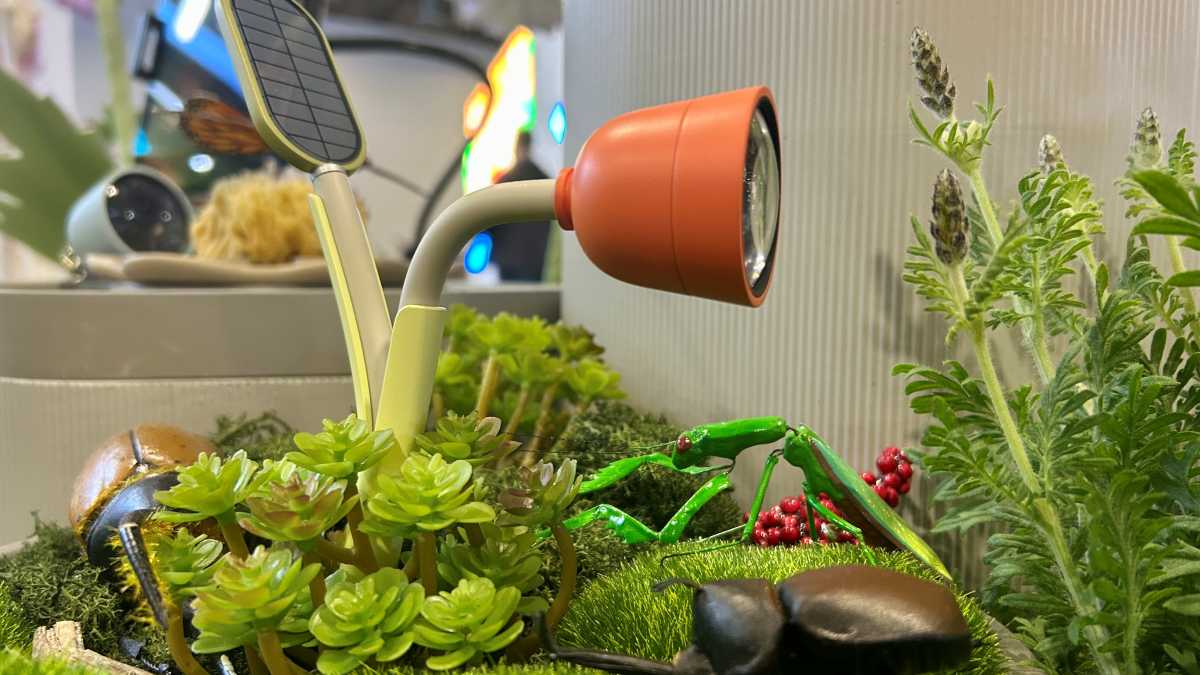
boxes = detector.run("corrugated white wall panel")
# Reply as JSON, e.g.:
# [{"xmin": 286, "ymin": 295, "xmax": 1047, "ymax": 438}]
[{"xmin": 560, "ymin": 1, "xmax": 1200, "ymax": 570}]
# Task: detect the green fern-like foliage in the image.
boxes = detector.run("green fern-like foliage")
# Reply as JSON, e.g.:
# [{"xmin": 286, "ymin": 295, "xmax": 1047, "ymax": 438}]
[{"xmin": 557, "ymin": 542, "xmax": 1006, "ymax": 675}]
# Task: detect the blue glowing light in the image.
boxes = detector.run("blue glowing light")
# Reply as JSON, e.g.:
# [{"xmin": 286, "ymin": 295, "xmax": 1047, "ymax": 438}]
[
  {"xmin": 465, "ymin": 232, "xmax": 494, "ymax": 274},
  {"xmin": 134, "ymin": 128, "xmax": 153, "ymax": 157},
  {"xmin": 548, "ymin": 101, "xmax": 567, "ymax": 145},
  {"xmin": 188, "ymin": 153, "xmax": 215, "ymax": 173}
]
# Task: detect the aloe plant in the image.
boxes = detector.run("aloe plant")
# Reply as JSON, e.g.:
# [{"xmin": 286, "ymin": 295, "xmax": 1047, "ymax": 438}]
[
  {"xmin": 191, "ymin": 545, "xmax": 318, "ymax": 675},
  {"xmin": 288, "ymin": 414, "xmax": 394, "ymax": 570},
  {"xmin": 437, "ymin": 524, "xmax": 546, "ymax": 614},
  {"xmin": 308, "ymin": 567, "xmax": 424, "ymax": 675},
  {"xmin": 414, "ymin": 412, "xmax": 519, "ymax": 468},
  {"xmin": 148, "ymin": 530, "xmax": 223, "ymax": 675},
  {"xmin": 412, "ymin": 578, "xmax": 524, "ymax": 671},
  {"xmin": 500, "ymin": 461, "xmax": 581, "ymax": 629},
  {"xmin": 153, "ymin": 450, "xmax": 263, "ymax": 558},
  {"xmin": 361, "ymin": 452, "xmax": 495, "ymax": 594}
]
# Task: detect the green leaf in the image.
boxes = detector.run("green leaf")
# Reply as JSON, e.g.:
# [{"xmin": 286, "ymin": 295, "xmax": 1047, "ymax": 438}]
[
  {"xmin": 426, "ymin": 647, "xmax": 477, "ymax": 671},
  {"xmin": 1133, "ymin": 169, "xmax": 1200, "ymax": 219},
  {"xmin": 0, "ymin": 69, "xmax": 113, "ymax": 259},
  {"xmin": 1164, "ymin": 594, "xmax": 1200, "ymax": 616},
  {"xmin": 1132, "ymin": 215, "xmax": 1200, "ymax": 239},
  {"xmin": 1167, "ymin": 271, "xmax": 1200, "ymax": 287},
  {"xmin": 316, "ymin": 648, "xmax": 362, "ymax": 675}
]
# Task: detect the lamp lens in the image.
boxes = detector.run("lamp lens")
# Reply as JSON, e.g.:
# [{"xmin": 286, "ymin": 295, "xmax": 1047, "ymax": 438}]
[
  {"xmin": 104, "ymin": 174, "xmax": 190, "ymax": 252},
  {"xmin": 742, "ymin": 108, "xmax": 779, "ymax": 292}
]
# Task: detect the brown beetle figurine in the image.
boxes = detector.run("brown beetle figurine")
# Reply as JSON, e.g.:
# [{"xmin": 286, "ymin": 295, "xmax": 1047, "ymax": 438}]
[
  {"xmin": 541, "ymin": 565, "xmax": 974, "ymax": 675},
  {"xmin": 69, "ymin": 424, "xmax": 213, "ymax": 625}
]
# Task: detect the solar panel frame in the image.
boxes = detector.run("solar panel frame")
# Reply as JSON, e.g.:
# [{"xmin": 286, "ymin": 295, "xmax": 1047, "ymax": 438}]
[{"xmin": 216, "ymin": 0, "xmax": 366, "ymax": 173}]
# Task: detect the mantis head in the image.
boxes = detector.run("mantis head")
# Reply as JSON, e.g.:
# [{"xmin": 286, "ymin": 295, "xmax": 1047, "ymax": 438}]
[{"xmin": 671, "ymin": 429, "xmax": 706, "ymax": 469}]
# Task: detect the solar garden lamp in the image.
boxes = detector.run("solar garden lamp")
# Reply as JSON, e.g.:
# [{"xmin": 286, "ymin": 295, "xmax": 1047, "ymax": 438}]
[
  {"xmin": 379, "ymin": 86, "xmax": 782, "ymax": 468},
  {"xmin": 214, "ymin": 0, "xmax": 782, "ymax": 472},
  {"xmin": 215, "ymin": 0, "xmax": 389, "ymax": 428}
]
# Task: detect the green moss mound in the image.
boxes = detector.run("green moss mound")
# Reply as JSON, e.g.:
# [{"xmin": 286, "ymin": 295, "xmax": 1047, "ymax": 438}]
[
  {"xmin": 558, "ymin": 541, "xmax": 1007, "ymax": 675},
  {"xmin": 0, "ymin": 582, "xmax": 34, "ymax": 650},
  {"xmin": 362, "ymin": 663, "xmax": 596, "ymax": 674},
  {"xmin": 0, "ymin": 649, "xmax": 104, "ymax": 675}
]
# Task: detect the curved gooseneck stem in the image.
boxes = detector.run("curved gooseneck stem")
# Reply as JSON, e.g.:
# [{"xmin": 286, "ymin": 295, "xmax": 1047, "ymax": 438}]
[
  {"xmin": 372, "ymin": 180, "xmax": 558, "ymax": 474},
  {"xmin": 399, "ymin": 179, "xmax": 557, "ymax": 308}
]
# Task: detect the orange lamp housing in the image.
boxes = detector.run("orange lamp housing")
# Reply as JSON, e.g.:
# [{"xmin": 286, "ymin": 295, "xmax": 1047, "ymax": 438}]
[{"xmin": 555, "ymin": 86, "xmax": 781, "ymax": 307}]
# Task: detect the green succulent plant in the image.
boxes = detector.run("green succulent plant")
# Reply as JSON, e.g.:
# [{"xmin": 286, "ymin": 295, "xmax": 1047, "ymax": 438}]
[
  {"xmin": 413, "ymin": 578, "xmax": 524, "ymax": 671},
  {"xmin": 309, "ymin": 567, "xmax": 425, "ymax": 675},
  {"xmin": 563, "ymin": 359, "xmax": 624, "ymax": 410},
  {"xmin": 414, "ymin": 413, "xmax": 519, "ymax": 468},
  {"xmin": 150, "ymin": 530, "xmax": 223, "ymax": 597},
  {"xmin": 154, "ymin": 450, "xmax": 263, "ymax": 524},
  {"xmin": 437, "ymin": 524, "xmax": 546, "ymax": 614},
  {"xmin": 550, "ymin": 324, "xmax": 603, "ymax": 361},
  {"xmin": 191, "ymin": 544, "xmax": 319, "ymax": 653},
  {"xmin": 288, "ymin": 414, "xmax": 397, "ymax": 479},
  {"xmin": 236, "ymin": 461, "xmax": 358, "ymax": 544},
  {"xmin": 445, "ymin": 304, "xmax": 484, "ymax": 357},
  {"xmin": 361, "ymin": 453, "xmax": 495, "ymax": 535},
  {"xmin": 499, "ymin": 461, "xmax": 581, "ymax": 529}
]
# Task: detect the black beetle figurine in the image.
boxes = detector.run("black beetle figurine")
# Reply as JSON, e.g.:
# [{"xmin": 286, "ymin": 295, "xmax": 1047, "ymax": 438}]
[{"xmin": 541, "ymin": 565, "xmax": 973, "ymax": 675}]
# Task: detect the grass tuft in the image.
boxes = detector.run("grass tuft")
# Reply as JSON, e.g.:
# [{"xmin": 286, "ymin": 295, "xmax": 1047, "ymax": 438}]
[
  {"xmin": 0, "ymin": 648, "xmax": 104, "ymax": 675},
  {"xmin": 557, "ymin": 541, "xmax": 1007, "ymax": 675}
]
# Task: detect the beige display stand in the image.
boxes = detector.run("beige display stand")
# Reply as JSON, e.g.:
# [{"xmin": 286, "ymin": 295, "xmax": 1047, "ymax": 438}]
[{"xmin": 0, "ymin": 283, "xmax": 558, "ymax": 544}]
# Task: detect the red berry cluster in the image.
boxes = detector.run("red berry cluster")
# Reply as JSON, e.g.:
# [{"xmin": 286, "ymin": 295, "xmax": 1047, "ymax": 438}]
[
  {"xmin": 747, "ymin": 492, "xmax": 859, "ymax": 548},
  {"xmin": 860, "ymin": 446, "xmax": 913, "ymax": 508}
]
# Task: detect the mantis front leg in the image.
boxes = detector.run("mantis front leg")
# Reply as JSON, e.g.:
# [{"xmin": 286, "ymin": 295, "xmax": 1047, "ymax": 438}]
[
  {"xmin": 555, "ymin": 473, "xmax": 733, "ymax": 544},
  {"xmin": 579, "ymin": 452, "xmax": 723, "ymax": 494}
]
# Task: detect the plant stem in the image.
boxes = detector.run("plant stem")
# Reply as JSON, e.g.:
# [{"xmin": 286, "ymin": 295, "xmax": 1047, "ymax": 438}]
[
  {"xmin": 165, "ymin": 605, "xmax": 209, "ymax": 675},
  {"xmin": 416, "ymin": 532, "xmax": 438, "ymax": 595},
  {"xmin": 523, "ymin": 382, "xmax": 560, "ymax": 465},
  {"xmin": 546, "ymin": 524, "xmax": 576, "ymax": 628},
  {"xmin": 1167, "ymin": 236, "xmax": 1200, "ymax": 339},
  {"xmin": 431, "ymin": 391, "xmax": 445, "ymax": 426},
  {"xmin": 505, "ymin": 384, "xmax": 532, "ymax": 436},
  {"xmin": 96, "ymin": 0, "xmax": 134, "ymax": 166},
  {"xmin": 315, "ymin": 536, "xmax": 357, "ymax": 566},
  {"xmin": 343, "ymin": 484, "xmax": 379, "ymax": 571},
  {"xmin": 475, "ymin": 354, "xmax": 502, "ymax": 418},
  {"xmin": 402, "ymin": 542, "xmax": 420, "ymax": 581},
  {"xmin": 953, "ymin": 267, "xmax": 1119, "ymax": 674},
  {"xmin": 968, "ymin": 170, "xmax": 1005, "ymax": 245},
  {"xmin": 216, "ymin": 512, "xmax": 250, "ymax": 559},
  {"xmin": 302, "ymin": 548, "xmax": 326, "ymax": 605},
  {"xmin": 257, "ymin": 631, "xmax": 300, "ymax": 675},
  {"xmin": 464, "ymin": 523, "xmax": 485, "ymax": 547},
  {"xmin": 1027, "ymin": 253, "xmax": 1057, "ymax": 384},
  {"xmin": 244, "ymin": 646, "xmax": 269, "ymax": 675}
]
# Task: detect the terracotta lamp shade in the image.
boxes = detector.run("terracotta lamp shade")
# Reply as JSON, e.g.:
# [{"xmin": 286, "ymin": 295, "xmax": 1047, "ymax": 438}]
[{"xmin": 554, "ymin": 86, "xmax": 781, "ymax": 307}]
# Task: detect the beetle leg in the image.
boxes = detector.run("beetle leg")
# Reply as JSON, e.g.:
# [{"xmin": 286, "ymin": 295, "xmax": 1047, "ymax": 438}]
[
  {"xmin": 538, "ymin": 613, "xmax": 676, "ymax": 675},
  {"xmin": 117, "ymin": 509, "xmax": 170, "ymax": 629}
]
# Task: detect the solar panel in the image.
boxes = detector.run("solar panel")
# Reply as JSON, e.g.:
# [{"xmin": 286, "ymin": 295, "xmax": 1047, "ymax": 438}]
[{"xmin": 216, "ymin": 0, "xmax": 365, "ymax": 172}]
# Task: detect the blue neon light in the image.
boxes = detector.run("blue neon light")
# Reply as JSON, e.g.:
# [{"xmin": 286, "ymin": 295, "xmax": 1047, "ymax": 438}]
[
  {"xmin": 134, "ymin": 128, "xmax": 153, "ymax": 157},
  {"xmin": 155, "ymin": 0, "xmax": 242, "ymax": 96},
  {"xmin": 465, "ymin": 232, "xmax": 493, "ymax": 274},
  {"xmin": 548, "ymin": 101, "xmax": 567, "ymax": 145}
]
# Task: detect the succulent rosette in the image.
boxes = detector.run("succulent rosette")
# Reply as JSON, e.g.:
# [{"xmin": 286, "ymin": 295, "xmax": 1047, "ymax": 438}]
[
  {"xmin": 361, "ymin": 453, "xmax": 495, "ymax": 535},
  {"xmin": 414, "ymin": 413, "xmax": 519, "ymax": 468},
  {"xmin": 288, "ymin": 413, "xmax": 396, "ymax": 479},
  {"xmin": 154, "ymin": 450, "xmax": 263, "ymax": 523},
  {"xmin": 151, "ymin": 530, "xmax": 223, "ymax": 597},
  {"xmin": 499, "ymin": 460, "xmax": 581, "ymax": 529},
  {"xmin": 236, "ymin": 461, "xmax": 358, "ymax": 544},
  {"xmin": 308, "ymin": 567, "xmax": 425, "ymax": 675},
  {"xmin": 191, "ymin": 544, "xmax": 319, "ymax": 653},
  {"xmin": 437, "ymin": 524, "xmax": 546, "ymax": 613},
  {"xmin": 412, "ymin": 578, "xmax": 524, "ymax": 671},
  {"xmin": 564, "ymin": 358, "xmax": 625, "ymax": 407}
]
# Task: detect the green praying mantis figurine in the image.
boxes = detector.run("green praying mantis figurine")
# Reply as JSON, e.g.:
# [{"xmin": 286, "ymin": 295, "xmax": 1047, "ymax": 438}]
[{"xmin": 555, "ymin": 417, "xmax": 950, "ymax": 579}]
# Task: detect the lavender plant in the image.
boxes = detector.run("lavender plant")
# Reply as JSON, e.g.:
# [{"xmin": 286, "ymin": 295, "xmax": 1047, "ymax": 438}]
[{"xmin": 898, "ymin": 27, "xmax": 1200, "ymax": 675}]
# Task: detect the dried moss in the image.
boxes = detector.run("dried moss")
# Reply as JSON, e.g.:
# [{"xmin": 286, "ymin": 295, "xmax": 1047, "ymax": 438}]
[
  {"xmin": 557, "ymin": 541, "xmax": 1008, "ymax": 675},
  {"xmin": 0, "ymin": 519, "xmax": 169, "ymax": 669},
  {"xmin": 210, "ymin": 410, "xmax": 296, "ymax": 462}
]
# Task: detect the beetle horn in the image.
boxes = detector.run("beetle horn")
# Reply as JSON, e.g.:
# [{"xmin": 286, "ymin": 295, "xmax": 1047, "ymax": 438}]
[
  {"xmin": 117, "ymin": 509, "xmax": 171, "ymax": 629},
  {"xmin": 537, "ymin": 613, "xmax": 675, "ymax": 675}
]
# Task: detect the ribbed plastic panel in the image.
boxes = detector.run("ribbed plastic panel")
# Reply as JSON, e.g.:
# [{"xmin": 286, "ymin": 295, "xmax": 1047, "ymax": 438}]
[{"xmin": 560, "ymin": 1, "xmax": 1200, "ymax": 585}]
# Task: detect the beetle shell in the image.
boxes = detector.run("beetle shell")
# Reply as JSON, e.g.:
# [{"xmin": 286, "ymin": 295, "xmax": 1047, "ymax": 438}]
[
  {"xmin": 68, "ymin": 424, "xmax": 214, "ymax": 534},
  {"xmin": 776, "ymin": 565, "xmax": 971, "ymax": 674}
]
